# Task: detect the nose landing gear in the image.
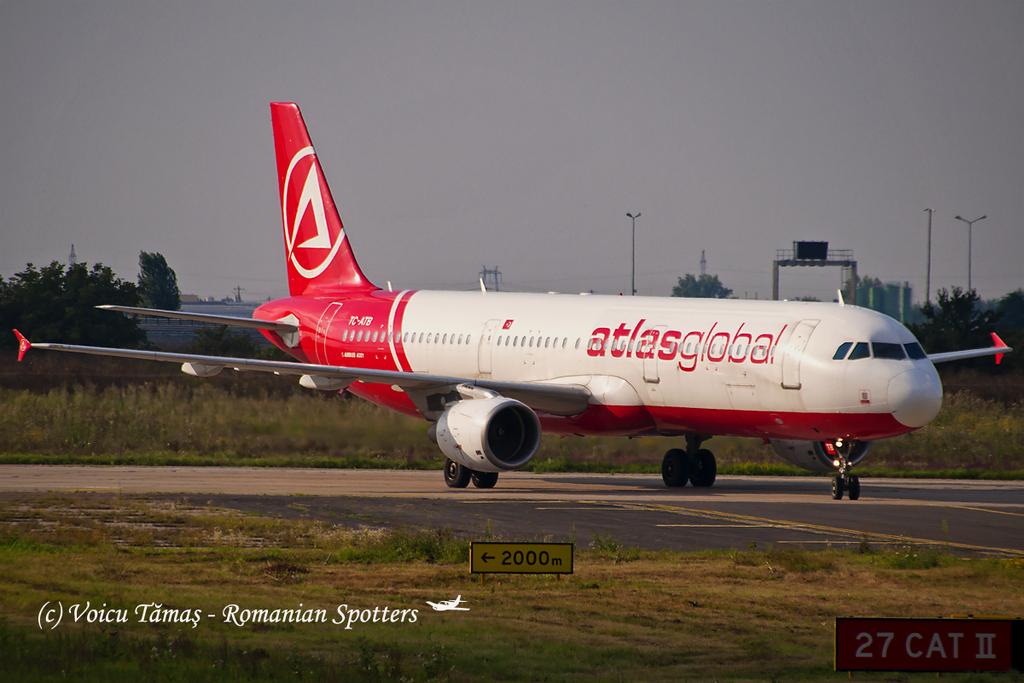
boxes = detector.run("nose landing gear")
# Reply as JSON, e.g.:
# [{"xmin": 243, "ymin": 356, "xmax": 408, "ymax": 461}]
[
  {"xmin": 831, "ymin": 474, "xmax": 861, "ymax": 500},
  {"xmin": 827, "ymin": 440, "xmax": 861, "ymax": 500}
]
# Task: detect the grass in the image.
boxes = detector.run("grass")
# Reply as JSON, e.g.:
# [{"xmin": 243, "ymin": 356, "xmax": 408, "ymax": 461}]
[
  {"xmin": 2, "ymin": 354, "xmax": 1024, "ymax": 475},
  {"xmin": 1, "ymin": 382, "xmax": 1023, "ymax": 476},
  {"xmin": 0, "ymin": 493, "xmax": 1022, "ymax": 681}
]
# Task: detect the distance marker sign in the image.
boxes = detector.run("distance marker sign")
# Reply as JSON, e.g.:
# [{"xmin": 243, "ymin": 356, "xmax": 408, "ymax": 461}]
[{"xmin": 470, "ymin": 542, "xmax": 573, "ymax": 574}]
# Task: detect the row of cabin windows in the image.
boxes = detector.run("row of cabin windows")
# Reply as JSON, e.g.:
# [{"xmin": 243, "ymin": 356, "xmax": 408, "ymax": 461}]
[
  {"xmin": 340, "ymin": 329, "xmax": 475, "ymax": 346},
  {"xmin": 590, "ymin": 339, "xmax": 758, "ymax": 357},
  {"xmin": 495, "ymin": 335, "xmax": 580, "ymax": 350},
  {"xmin": 832, "ymin": 341, "xmax": 927, "ymax": 361},
  {"xmin": 338, "ymin": 331, "xmax": 753, "ymax": 358},
  {"xmin": 339, "ymin": 329, "xmax": 588, "ymax": 351}
]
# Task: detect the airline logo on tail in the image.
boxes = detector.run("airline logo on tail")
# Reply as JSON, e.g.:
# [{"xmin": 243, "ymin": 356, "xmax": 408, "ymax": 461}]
[{"xmin": 282, "ymin": 146, "xmax": 346, "ymax": 279}]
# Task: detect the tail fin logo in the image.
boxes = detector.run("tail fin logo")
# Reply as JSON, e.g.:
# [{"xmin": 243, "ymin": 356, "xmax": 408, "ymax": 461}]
[{"xmin": 282, "ymin": 146, "xmax": 345, "ymax": 280}]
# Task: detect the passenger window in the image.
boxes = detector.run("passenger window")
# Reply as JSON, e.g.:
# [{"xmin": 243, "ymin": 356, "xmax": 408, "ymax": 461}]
[
  {"xmin": 442, "ymin": 334, "xmax": 448, "ymax": 345},
  {"xmin": 833, "ymin": 342, "xmax": 853, "ymax": 360},
  {"xmin": 575, "ymin": 338, "xmax": 581, "ymax": 349},
  {"xmin": 904, "ymin": 342, "xmax": 926, "ymax": 360},
  {"xmin": 418, "ymin": 332, "xmax": 424, "ymax": 344},
  {"xmin": 848, "ymin": 342, "xmax": 870, "ymax": 360},
  {"xmin": 466, "ymin": 335, "xmax": 471, "ymax": 345},
  {"xmin": 513, "ymin": 337, "xmax": 518, "ymax": 347},
  {"xmin": 562, "ymin": 338, "xmax": 567, "ymax": 349},
  {"xmin": 872, "ymin": 342, "xmax": 905, "ymax": 360}
]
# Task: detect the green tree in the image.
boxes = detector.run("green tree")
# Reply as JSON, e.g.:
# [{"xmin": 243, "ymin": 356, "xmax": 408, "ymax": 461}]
[
  {"xmin": 671, "ymin": 273, "xmax": 733, "ymax": 299},
  {"xmin": 137, "ymin": 251, "xmax": 180, "ymax": 310},
  {"xmin": 0, "ymin": 261, "xmax": 146, "ymax": 349},
  {"xmin": 996, "ymin": 289, "xmax": 1024, "ymax": 331},
  {"xmin": 910, "ymin": 287, "xmax": 1000, "ymax": 354}
]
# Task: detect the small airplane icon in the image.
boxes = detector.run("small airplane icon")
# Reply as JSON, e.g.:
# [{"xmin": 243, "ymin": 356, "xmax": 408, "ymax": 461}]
[{"xmin": 425, "ymin": 595, "xmax": 469, "ymax": 612}]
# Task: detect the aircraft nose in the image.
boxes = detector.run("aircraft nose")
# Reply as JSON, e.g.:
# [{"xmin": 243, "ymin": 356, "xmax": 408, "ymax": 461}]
[{"xmin": 888, "ymin": 367, "xmax": 943, "ymax": 428}]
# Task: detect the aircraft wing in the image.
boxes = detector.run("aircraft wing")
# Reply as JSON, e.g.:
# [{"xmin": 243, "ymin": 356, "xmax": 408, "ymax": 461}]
[
  {"xmin": 12, "ymin": 333, "xmax": 591, "ymax": 417},
  {"xmin": 96, "ymin": 305, "xmax": 298, "ymax": 334},
  {"xmin": 927, "ymin": 332, "xmax": 1012, "ymax": 365}
]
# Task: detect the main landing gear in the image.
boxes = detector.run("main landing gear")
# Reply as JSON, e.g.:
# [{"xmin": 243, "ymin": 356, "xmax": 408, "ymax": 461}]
[
  {"xmin": 828, "ymin": 439, "xmax": 861, "ymax": 501},
  {"xmin": 661, "ymin": 435, "xmax": 717, "ymax": 488},
  {"xmin": 443, "ymin": 458, "xmax": 499, "ymax": 489}
]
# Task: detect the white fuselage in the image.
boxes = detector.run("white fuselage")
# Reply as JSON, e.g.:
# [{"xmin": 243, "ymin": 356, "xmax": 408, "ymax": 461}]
[{"xmin": 301, "ymin": 290, "xmax": 943, "ymax": 443}]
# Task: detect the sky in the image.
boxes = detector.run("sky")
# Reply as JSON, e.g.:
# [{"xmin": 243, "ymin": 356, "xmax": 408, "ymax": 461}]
[{"xmin": 1, "ymin": 0, "xmax": 1021, "ymax": 303}]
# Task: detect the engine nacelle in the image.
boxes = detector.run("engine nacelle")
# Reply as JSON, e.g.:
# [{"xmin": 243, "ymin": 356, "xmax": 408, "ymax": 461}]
[
  {"xmin": 435, "ymin": 398, "xmax": 541, "ymax": 473},
  {"xmin": 769, "ymin": 439, "xmax": 871, "ymax": 473}
]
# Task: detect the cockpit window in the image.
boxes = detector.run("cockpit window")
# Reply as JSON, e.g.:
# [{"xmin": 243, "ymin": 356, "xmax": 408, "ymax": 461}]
[
  {"xmin": 832, "ymin": 342, "xmax": 853, "ymax": 360},
  {"xmin": 847, "ymin": 342, "xmax": 870, "ymax": 360},
  {"xmin": 872, "ymin": 342, "xmax": 906, "ymax": 360},
  {"xmin": 904, "ymin": 342, "xmax": 927, "ymax": 360}
]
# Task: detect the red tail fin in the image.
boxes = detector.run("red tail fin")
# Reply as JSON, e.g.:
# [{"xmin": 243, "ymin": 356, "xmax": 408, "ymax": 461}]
[{"xmin": 270, "ymin": 102, "xmax": 375, "ymax": 296}]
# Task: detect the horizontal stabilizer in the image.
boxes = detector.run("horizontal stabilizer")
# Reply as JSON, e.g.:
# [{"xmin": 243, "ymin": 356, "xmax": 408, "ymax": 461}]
[{"xmin": 97, "ymin": 305, "xmax": 298, "ymax": 334}]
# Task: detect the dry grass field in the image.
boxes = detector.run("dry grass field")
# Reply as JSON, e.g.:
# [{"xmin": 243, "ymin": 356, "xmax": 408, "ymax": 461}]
[{"xmin": 1, "ymin": 493, "xmax": 1022, "ymax": 681}]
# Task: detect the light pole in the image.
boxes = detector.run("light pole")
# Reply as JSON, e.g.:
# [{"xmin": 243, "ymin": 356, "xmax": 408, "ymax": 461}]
[
  {"xmin": 626, "ymin": 212, "xmax": 641, "ymax": 295},
  {"xmin": 923, "ymin": 208, "xmax": 933, "ymax": 304},
  {"xmin": 954, "ymin": 214, "xmax": 987, "ymax": 292}
]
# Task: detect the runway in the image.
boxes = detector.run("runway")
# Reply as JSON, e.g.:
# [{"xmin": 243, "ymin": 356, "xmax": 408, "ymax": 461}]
[{"xmin": 2, "ymin": 465, "xmax": 1022, "ymax": 556}]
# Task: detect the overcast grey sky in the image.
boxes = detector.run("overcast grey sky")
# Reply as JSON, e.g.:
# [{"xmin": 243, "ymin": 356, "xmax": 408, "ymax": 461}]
[{"xmin": 1, "ymin": 1, "xmax": 1021, "ymax": 302}]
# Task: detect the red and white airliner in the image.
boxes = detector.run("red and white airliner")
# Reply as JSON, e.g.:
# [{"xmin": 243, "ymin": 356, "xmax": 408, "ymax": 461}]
[{"xmin": 13, "ymin": 103, "xmax": 1012, "ymax": 499}]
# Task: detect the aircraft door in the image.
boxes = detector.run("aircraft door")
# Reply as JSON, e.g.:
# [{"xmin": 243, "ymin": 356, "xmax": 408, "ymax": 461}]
[
  {"xmin": 642, "ymin": 326, "xmax": 665, "ymax": 384},
  {"xmin": 780, "ymin": 319, "xmax": 820, "ymax": 390},
  {"xmin": 478, "ymin": 319, "xmax": 498, "ymax": 375},
  {"xmin": 314, "ymin": 302, "xmax": 344, "ymax": 365},
  {"xmin": 642, "ymin": 325, "xmax": 666, "ymax": 406}
]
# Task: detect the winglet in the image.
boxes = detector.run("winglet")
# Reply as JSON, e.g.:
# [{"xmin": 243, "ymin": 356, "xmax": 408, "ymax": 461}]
[
  {"xmin": 12, "ymin": 329, "xmax": 30, "ymax": 362},
  {"xmin": 991, "ymin": 331, "xmax": 1007, "ymax": 365}
]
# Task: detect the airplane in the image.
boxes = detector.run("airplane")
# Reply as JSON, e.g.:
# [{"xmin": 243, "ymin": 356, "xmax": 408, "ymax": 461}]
[
  {"xmin": 425, "ymin": 595, "xmax": 469, "ymax": 612},
  {"xmin": 11, "ymin": 102, "xmax": 1012, "ymax": 500}
]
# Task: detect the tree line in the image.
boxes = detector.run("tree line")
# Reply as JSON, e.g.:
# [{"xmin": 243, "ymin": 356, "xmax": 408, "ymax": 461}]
[{"xmin": 1, "ymin": 252, "xmax": 180, "ymax": 350}]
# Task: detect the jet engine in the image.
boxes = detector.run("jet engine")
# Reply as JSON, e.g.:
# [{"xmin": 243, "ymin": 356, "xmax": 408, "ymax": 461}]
[
  {"xmin": 769, "ymin": 439, "xmax": 871, "ymax": 473},
  {"xmin": 435, "ymin": 398, "xmax": 541, "ymax": 473}
]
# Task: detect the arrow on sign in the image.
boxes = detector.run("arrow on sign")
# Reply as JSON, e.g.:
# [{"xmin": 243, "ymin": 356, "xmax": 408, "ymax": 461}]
[{"xmin": 481, "ymin": 553, "xmax": 494, "ymax": 562}]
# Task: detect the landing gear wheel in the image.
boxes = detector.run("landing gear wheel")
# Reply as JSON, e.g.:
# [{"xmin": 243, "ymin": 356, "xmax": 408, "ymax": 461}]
[
  {"xmin": 847, "ymin": 475, "xmax": 861, "ymax": 501},
  {"xmin": 690, "ymin": 449, "xmax": 717, "ymax": 487},
  {"xmin": 471, "ymin": 471, "xmax": 499, "ymax": 489},
  {"xmin": 831, "ymin": 477, "xmax": 845, "ymax": 500},
  {"xmin": 661, "ymin": 449, "xmax": 689, "ymax": 487},
  {"xmin": 443, "ymin": 459, "xmax": 471, "ymax": 488}
]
